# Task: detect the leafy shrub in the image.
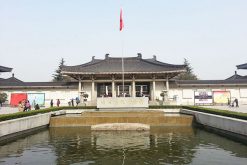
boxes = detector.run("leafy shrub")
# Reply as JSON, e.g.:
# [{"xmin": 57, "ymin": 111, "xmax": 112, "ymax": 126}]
[
  {"xmin": 0, "ymin": 93, "xmax": 7, "ymax": 106},
  {"xmin": 0, "ymin": 106, "xmax": 97, "ymax": 122},
  {"xmin": 182, "ymin": 106, "xmax": 247, "ymax": 120},
  {"xmin": 149, "ymin": 105, "xmax": 247, "ymax": 120}
]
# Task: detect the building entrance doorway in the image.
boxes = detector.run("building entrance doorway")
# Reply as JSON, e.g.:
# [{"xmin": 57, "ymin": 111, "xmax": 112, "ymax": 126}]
[
  {"xmin": 135, "ymin": 83, "xmax": 150, "ymax": 98},
  {"xmin": 116, "ymin": 83, "xmax": 131, "ymax": 97},
  {"xmin": 97, "ymin": 83, "xmax": 112, "ymax": 97}
]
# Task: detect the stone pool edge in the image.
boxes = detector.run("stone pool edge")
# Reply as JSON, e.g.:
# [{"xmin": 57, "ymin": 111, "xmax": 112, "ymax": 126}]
[
  {"xmin": 1, "ymin": 108, "xmax": 247, "ymax": 143},
  {"xmin": 181, "ymin": 109, "xmax": 247, "ymax": 143}
]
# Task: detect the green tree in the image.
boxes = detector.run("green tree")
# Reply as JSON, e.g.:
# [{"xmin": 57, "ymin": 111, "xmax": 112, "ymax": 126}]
[
  {"xmin": 53, "ymin": 58, "xmax": 65, "ymax": 82},
  {"xmin": 0, "ymin": 92, "xmax": 7, "ymax": 106},
  {"xmin": 177, "ymin": 58, "xmax": 198, "ymax": 80}
]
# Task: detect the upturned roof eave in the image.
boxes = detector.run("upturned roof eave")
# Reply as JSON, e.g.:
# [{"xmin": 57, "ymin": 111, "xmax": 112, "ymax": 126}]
[
  {"xmin": 0, "ymin": 66, "xmax": 13, "ymax": 72},
  {"xmin": 61, "ymin": 70, "xmax": 186, "ymax": 75},
  {"xmin": 237, "ymin": 63, "xmax": 247, "ymax": 69}
]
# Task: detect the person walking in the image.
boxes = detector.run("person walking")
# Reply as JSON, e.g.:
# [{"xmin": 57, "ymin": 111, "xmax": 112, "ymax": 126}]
[
  {"xmin": 50, "ymin": 99, "xmax": 53, "ymax": 107},
  {"xmin": 57, "ymin": 99, "xmax": 60, "ymax": 107}
]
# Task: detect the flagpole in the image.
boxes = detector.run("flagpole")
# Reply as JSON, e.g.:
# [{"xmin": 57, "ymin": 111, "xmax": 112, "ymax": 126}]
[
  {"xmin": 120, "ymin": 8, "xmax": 125, "ymax": 97},
  {"xmin": 121, "ymin": 34, "xmax": 124, "ymax": 97}
]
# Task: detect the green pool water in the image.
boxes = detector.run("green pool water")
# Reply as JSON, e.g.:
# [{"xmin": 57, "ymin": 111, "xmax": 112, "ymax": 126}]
[{"xmin": 0, "ymin": 126, "xmax": 246, "ymax": 165}]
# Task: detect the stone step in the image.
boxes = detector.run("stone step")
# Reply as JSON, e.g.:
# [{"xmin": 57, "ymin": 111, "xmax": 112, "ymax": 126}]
[
  {"xmin": 49, "ymin": 115, "xmax": 193, "ymax": 127},
  {"xmin": 81, "ymin": 110, "xmax": 164, "ymax": 117}
]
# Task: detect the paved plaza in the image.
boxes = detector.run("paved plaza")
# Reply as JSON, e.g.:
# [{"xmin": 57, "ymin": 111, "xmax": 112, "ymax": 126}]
[
  {"xmin": 0, "ymin": 106, "xmax": 47, "ymax": 115},
  {"xmin": 0, "ymin": 105, "xmax": 246, "ymax": 115},
  {"xmin": 0, "ymin": 107, "xmax": 19, "ymax": 115}
]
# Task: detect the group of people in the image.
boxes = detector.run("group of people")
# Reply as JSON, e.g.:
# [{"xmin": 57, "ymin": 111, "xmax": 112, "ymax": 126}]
[
  {"xmin": 50, "ymin": 99, "xmax": 60, "ymax": 107},
  {"xmin": 18, "ymin": 100, "xmax": 40, "ymax": 112},
  {"xmin": 18, "ymin": 97, "xmax": 81, "ymax": 111},
  {"xmin": 68, "ymin": 97, "xmax": 80, "ymax": 107}
]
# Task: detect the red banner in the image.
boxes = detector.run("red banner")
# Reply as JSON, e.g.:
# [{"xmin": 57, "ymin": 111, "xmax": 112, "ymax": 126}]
[{"xmin": 10, "ymin": 93, "xmax": 27, "ymax": 106}]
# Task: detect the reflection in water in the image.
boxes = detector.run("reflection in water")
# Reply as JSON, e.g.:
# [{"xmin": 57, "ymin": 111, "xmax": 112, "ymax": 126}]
[
  {"xmin": 91, "ymin": 131, "xmax": 150, "ymax": 150},
  {"xmin": 0, "ymin": 129, "xmax": 57, "ymax": 165},
  {"xmin": 0, "ymin": 126, "xmax": 246, "ymax": 165}
]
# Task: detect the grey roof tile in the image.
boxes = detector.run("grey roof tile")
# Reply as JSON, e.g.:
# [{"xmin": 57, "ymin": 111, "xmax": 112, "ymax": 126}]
[
  {"xmin": 0, "ymin": 76, "xmax": 77, "ymax": 87},
  {"xmin": 61, "ymin": 57, "xmax": 186, "ymax": 74},
  {"xmin": 176, "ymin": 79, "xmax": 247, "ymax": 85}
]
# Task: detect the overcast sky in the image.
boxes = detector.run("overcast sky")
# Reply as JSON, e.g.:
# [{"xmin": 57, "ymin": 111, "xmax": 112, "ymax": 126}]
[{"xmin": 1, "ymin": 0, "xmax": 247, "ymax": 82}]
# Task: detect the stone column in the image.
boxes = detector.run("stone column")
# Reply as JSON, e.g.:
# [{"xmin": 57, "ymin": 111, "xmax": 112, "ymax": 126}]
[
  {"xmin": 78, "ymin": 77, "xmax": 82, "ymax": 98},
  {"xmin": 117, "ymin": 86, "xmax": 120, "ymax": 97},
  {"xmin": 132, "ymin": 76, "xmax": 136, "ymax": 97},
  {"xmin": 106, "ymin": 86, "xmax": 108, "ymax": 96},
  {"xmin": 166, "ymin": 76, "xmax": 169, "ymax": 98},
  {"xmin": 91, "ymin": 78, "xmax": 95, "ymax": 101},
  {"xmin": 112, "ymin": 76, "xmax": 116, "ymax": 97},
  {"xmin": 152, "ymin": 76, "xmax": 156, "ymax": 101}
]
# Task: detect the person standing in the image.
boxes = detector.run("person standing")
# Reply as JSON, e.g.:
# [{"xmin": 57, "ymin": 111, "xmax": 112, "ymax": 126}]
[
  {"xmin": 50, "ymin": 99, "xmax": 53, "ymax": 107},
  {"xmin": 76, "ymin": 97, "xmax": 80, "ymax": 106},
  {"xmin": 25, "ymin": 100, "xmax": 31, "ymax": 111},
  {"xmin": 235, "ymin": 98, "xmax": 239, "ymax": 107},
  {"xmin": 57, "ymin": 99, "xmax": 60, "ymax": 107},
  {"xmin": 18, "ymin": 101, "xmax": 24, "ymax": 112},
  {"xmin": 71, "ymin": 99, "xmax": 74, "ymax": 107}
]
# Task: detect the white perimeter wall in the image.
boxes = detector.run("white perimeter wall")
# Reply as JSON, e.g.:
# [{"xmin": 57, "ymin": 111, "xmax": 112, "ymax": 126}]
[
  {"xmin": 1, "ymin": 84, "xmax": 247, "ymax": 106},
  {"xmin": 1, "ymin": 89, "xmax": 78, "ymax": 107},
  {"xmin": 151, "ymin": 83, "xmax": 247, "ymax": 105}
]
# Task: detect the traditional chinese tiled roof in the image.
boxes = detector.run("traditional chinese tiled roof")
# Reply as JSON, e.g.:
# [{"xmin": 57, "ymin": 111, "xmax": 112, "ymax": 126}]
[
  {"xmin": 237, "ymin": 63, "xmax": 247, "ymax": 69},
  {"xmin": 0, "ymin": 76, "xmax": 77, "ymax": 88},
  {"xmin": 225, "ymin": 71, "xmax": 247, "ymax": 80},
  {"xmin": 176, "ymin": 79, "xmax": 247, "ymax": 86},
  {"xmin": 0, "ymin": 65, "xmax": 12, "ymax": 72},
  {"xmin": 61, "ymin": 55, "xmax": 186, "ymax": 75}
]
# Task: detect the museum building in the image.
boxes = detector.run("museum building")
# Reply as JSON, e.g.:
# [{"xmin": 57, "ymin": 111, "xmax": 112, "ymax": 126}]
[
  {"xmin": 61, "ymin": 53, "xmax": 186, "ymax": 105},
  {"xmin": 0, "ymin": 57, "xmax": 247, "ymax": 107}
]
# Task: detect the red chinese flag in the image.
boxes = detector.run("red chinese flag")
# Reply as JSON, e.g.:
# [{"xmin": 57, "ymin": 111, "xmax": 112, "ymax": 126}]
[{"xmin": 120, "ymin": 8, "xmax": 124, "ymax": 31}]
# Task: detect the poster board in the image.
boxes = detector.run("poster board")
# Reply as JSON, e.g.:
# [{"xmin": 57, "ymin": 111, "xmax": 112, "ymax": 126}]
[
  {"xmin": 10, "ymin": 93, "xmax": 27, "ymax": 106},
  {"xmin": 194, "ymin": 91, "xmax": 213, "ymax": 105},
  {"xmin": 213, "ymin": 91, "xmax": 231, "ymax": 104},
  {"xmin": 27, "ymin": 93, "xmax": 45, "ymax": 107}
]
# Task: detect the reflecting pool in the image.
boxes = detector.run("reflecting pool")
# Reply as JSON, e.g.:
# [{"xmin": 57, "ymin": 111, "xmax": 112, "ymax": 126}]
[{"xmin": 0, "ymin": 126, "xmax": 247, "ymax": 165}]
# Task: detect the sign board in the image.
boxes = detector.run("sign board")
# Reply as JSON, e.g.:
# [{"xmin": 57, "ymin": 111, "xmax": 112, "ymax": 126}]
[
  {"xmin": 27, "ymin": 93, "xmax": 45, "ymax": 107},
  {"xmin": 97, "ymin": 97, "xmax": 149, "ymax": 109},
  {"xmin": 213, "ymin": 91, "xmax": 231, "ymax": 104},
  {"xmin": 194, "ymin": 91, "xmax": 213, "ymax": 105}
]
